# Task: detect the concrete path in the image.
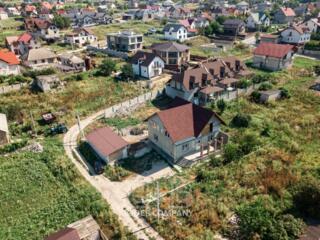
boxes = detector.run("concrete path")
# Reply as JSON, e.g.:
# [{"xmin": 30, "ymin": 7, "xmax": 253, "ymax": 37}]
[{"xmin": 63, "ymin": 96, "xmax": 173, "ymax": 240}]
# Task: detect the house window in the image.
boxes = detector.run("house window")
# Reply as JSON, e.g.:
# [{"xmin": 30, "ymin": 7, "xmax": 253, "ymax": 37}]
[
  {"xmin": 182, "ymin": 143, "xmax": 189, "ymax": 151},
  {"xmin": 153, "ymin": 134, "xmax": 158, "ymax": 141}
]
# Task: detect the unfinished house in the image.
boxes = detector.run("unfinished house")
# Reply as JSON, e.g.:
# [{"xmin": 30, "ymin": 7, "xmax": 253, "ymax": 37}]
[{"xmin": 148, "ymin": 98, "xmax": 227, "ymax": 166}]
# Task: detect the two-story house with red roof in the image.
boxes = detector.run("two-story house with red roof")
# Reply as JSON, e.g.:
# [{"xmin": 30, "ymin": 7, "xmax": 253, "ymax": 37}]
[
  {"xmin": 148, "ymin": 98, "xmax": 227, "ymax": 165},
  {"xmin": 274, "ymin": 7, "xmax": 296, "ymax": 24}
]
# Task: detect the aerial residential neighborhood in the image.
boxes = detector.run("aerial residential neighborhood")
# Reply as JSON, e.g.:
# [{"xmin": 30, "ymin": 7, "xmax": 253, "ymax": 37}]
[{"xmin": 0, "ymin": 0, "xmax": 320, "ymax": 240}]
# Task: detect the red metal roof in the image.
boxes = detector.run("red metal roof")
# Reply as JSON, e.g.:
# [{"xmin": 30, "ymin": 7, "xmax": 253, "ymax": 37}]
[
  {"xmin": 281, "ymin": 7, "xmax": 295, "ymax": 17},
  {"xmin": 86, "ymin": 127, "xmax": 128, "ymax": 157},
  {"xmin": 18, "ymin": 33, "xmax": 32, "ymax": 43},
  {"xmin": 254, "ymin": 43, "xmax": 293, "ymax": 58},
  {"xmin": 45, "ymin": 227, "xmax": 80, "ymax": 240},
  {"xmin": 153, "ymin": 98, "xmax": 225, "ymax": 143},
  {"xmin": 0, "ymin": 50, "xmax": 20, "ymax": 65}
]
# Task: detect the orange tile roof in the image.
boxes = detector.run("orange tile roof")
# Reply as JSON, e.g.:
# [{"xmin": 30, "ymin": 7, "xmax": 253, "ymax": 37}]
[{"xmin": 0, "ymin": 49, "xmax": 20, "ymax": 65}]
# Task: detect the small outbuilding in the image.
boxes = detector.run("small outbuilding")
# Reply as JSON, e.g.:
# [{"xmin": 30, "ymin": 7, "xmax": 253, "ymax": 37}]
[
  {"xmin": 0, "ymin": 113, "xmax": 10, "ymax": 146},
  {"xmin": 86, "ymin": 127, "xmax": 128, "ymax": 165},
  {"xmin": 35, "ymin": 75, "xmax": 61, "ymax": 92},
  {"xmin": 259, "ymin": 90, "xmax": 282, "ymax": 103}
]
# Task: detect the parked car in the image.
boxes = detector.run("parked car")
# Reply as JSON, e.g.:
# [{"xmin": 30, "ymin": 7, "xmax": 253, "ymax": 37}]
[{"xmin": 48, "ymin": 123, "xmax": 68, "ymax": 135}]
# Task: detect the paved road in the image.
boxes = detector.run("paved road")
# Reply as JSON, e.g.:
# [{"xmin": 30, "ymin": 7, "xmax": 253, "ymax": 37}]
[{"xmin": 63, "ymin": 101, "xmax": 173, "ymax": 240}]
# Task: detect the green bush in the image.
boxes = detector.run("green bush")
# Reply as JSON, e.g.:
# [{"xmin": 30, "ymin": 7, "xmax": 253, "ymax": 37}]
[
  {"xmin": 280, "ymin": 87, "xmax": 291, "ymax": 99},
  {"xmin": 236, "ymin": 198, "xmax": 304, "ymax": 240},
  {"xmin": 104, "ymin": 165, "xmax": 131, "ymax": 181},
  {"xmin": 238, "ymin": 132, "xmax": 261, "ymax": 155},
  {"xmin": 223, "ymin": 143, "xmax": 241, "ymax": 163},
  {"xmin": 0, "ymin": 139, "xmax": 28, "ymax": 154},
  {"xmin": 291, "ymin": 177, "xmax": 320, "ymax": 219},
  {"xmin": 217, "ymin": 99, "xmax": 227, "ymax": 114},
  {"xmin": 97, "ymin": 58, "xmax": 116, "ymax": 76},
  {"xmin": 258, "ymin": 82, "xmax": 273, "ymax": 91},
  {"xmin": 250, "ymin": 90, "xmax": 261, "ymax": 103},
  {"xmin": 252, "ymin": 73, "xmax": 271, "ymax": 84},
  {"xmin": 230, "ymin": 113, "xmax": 251, "ymax": 128},
  {"xmin": 305, "ymin": 40, "xmax": 320, "ymax": 51},
  {"xmin": 237, "ymin": 79, "xmax": 252, "ymax": 89}
]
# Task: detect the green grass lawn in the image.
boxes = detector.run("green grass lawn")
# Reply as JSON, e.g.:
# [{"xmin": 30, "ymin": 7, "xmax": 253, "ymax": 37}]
[
  {"xmin": 0, "ymin": 18, "xmax": 24, "ymax": 46},
  {"xmin": 129, "ymin": 57, "xmax": 320, "ymax": 239},
  {"xmin": 0, "ymin": 138, "xmax": 132, "ymax": 240}
]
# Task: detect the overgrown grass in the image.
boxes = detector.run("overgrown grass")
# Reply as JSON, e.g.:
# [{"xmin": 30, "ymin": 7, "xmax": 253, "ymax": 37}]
[
  {"xmin": 0, "ymin": 138, "xmax": 133, "ymax": 240},
  {"xmin": 129, "ymin": 57, "xmax": 320, "ymax": 239}
]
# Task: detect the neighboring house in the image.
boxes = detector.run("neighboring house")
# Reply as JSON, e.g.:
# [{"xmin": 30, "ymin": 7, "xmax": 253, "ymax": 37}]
[
  {"xmin": 58, "ymin": 53, "xmax": 86, "ymax": 72},
  {"xmin": 280, "ymin": 25, "xmax": 311, "ymax": 45},
  {"xmin": 151, "ymin": 41, "xmax": 190, "ymax": 68},
  {"xmin": 148, "ymin": 97, "xmax": 226, "ymax": 163},
  {"xmin": 0, "ymin": 113, "xmax": 10, "ymax": 146},
  {"xmin": 130, "ymin": 51, "xmax": 165, "ymax": 79},
  {"xmin": 22, "ymin": 48, "xmax": 57, "ymax": 69},
  {"xmin": 25, "ymin": 18, "xmax": 60, "ymax": 41},
  {"xmin": 0, "ymin": 50, "xmax": 20, "ymax": 76},
  {"xmin": 0, "ymin": 8, "xmax": 9, "ymax": 20},
  {"xmin": 260, "ymin": 34, "xmax": 279, "ymax": 43},
  {"xmin": 168, "ymin": 6, "xmax": 193, "ymax": 19},
  {"xmin": 178, "ymin": 18, "xmax": 209, "ymax": 34},
  {"xmin": 106, "ymin": 30, "xmax": 143, "ymax": 52},
  {"xmin": 223, "ymin": 19, "xmax": 245, "ymax": 36},
  {"xmin": 122, "ymin": 9, "xmax": 154, "ymax": 21},
  {"xmin": 246, "ymin": 12, "xmax": 270, "ymax": 30},
  {"xmin": 294, "ymin": 5, "xmax": 308, "ymax": 17},
  {"xmin": 236, "ymin": 1, "xmax": 249, "ymax": 14},
  {"xmin": 166, "ymin": 57, "xmax": 249, "ymax": 104},
  {"xmin": 257, "ymin": 1, "xmax": 272, "ymax": 12},
  {"xmin": 274, "ymin": 7, "xmax": 295, "ymax": 24},
  {"xmin": 6, "ymin": 33, "xmax": 39, "ymax": 56},
  {"xmin": 65, "ymin": 28, "xmax": 97, "ymax": 47},
  {"xmin": 6, "ymin": 7, "xmax": 21, "ymax": 17},
  {"xmin": 62, "ymin": 10, "xmax": 112, "ymax": 27},
  {"xmin": 86, "ymin": 127, "xmax": 128, "ymax": 165},
  {"xmin": 34, "ymin": 75, "xmax": 61, "ymax": 92},
  {"xmin": 163, "ymin": 24, "xmax": 188, "ymax": 42},
  {"xmin": 253, "ymin": 42, "xmax": 294, "ymax": 71},
  {"xmin": 304, "ymin": 18, "xmax": 320, "ymax": 33},
  {"xmin": 45, "ymin": 215, "xmax": 108, "ymax": 240}
]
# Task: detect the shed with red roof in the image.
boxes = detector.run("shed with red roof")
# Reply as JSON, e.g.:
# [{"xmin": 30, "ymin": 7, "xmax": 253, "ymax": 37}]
[{"xmin": 86, "ymin": 127, "xmax": 128, "ymax": 164}]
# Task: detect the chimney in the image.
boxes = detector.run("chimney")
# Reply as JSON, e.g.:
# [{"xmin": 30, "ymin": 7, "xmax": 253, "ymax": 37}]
[
  {"xmin": 226, "ymin": 62, "xmax": 231, "ymax": 68},
  {"xmin": 220, "ymin": 66, "xmax": 225, "ymax": 78},
  {"xmin": 235, "ymin": 60, "xmax": 240, "ymax": 71},
  {"xmin": 209, "ymin": 68, "xmax": 214, "ymax": 75}
]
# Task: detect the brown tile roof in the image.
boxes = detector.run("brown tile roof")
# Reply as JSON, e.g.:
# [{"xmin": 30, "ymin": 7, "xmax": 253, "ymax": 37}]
[
  {"xmin": 45, "ymin": 227, "xmax": 80, "ymax": 240},
  {"xmin": 200, "ymin": 85, "xmax": 224, "ymax": 94},
  {"xmin": 151, "ymin": 42, "xmax": 189, "ymax": 52},
  {"xmin": 153, "ymin": 98, "xmax": 225, "ymax": 143},
  {"xmin": 86, "ymin": 127, "xmax": 128, "ymax": 157},
  {"xmin": 130, "ymin": 51, "xmax": 162, "ymax": 67},
  {"xmin": 172, "ymin": 66, "xmax": 215, "ymax": 90},
  {"xmin": 254, "ymin": 43, "xmax": 294, "ymax": 58},
  {"xmin": 219, "ymin": 77, "xmax": 239, "ymax": 85}
]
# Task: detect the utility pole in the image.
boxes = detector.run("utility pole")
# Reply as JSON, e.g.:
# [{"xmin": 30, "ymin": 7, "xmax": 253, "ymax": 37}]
[
  {"xmin": 30, "ymin": 111, "xmax": 37, "ymax": 137},
  {"xmin": 76, "ymin": 112, "xmax": 85, "ymax": 140},
  {"xmin": 157, "ymin": 181, "xmax": 160, "ymax": 223}
]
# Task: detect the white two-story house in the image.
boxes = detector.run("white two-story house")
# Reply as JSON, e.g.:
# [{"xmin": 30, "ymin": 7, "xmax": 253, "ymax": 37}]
[
  {"xmin": 65, "ymin": 28, "xmax": 97, "ymax": 47},
  {"xmin": 163, "ymin": 24, "xmax": 188, "ymax": 42},
  {"xmin": 148, "ymin": 97, "xmax": 227, "ymax": 164},
  {"xmin": 280, "ymin": 25, "xmax": 311, "ymax": 45},
  {"xmin": 130, "ymin": 51, "xmax": 165, "ymax": 79},
  {"xmin": 0, "ymin": 50, "xmax": 20, "ymax": 76}
]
